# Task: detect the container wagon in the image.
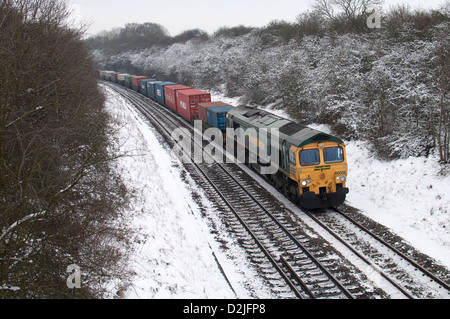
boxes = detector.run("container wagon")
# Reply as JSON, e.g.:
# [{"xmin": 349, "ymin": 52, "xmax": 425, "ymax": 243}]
[
  {"xmin": 117, "ymin": 73, "xmax": 130, "ymax": 86},
  {"xmin": 124, "ymin": 75, "xmax": 135, "ymax": 88},
  {"xmin": 198, "ymin": 102, "xmax": 231, "ymax": 125},
  {"xmin": 132, "ymin": 76, "xmax": 148, "ymax": 92},
  {"xmin": 100, "ymin": 71, "xmax": 115, "ymax": 81},
  {"xmin": 146, "ymin": 81, "xmax": 162, "ymax": 100},
  {"xmin": 207, "ymin": 105, "xmax": 234, "ymax": 131},
  {"xmin": 112, "ymin": 72, "xmax": 119, "ymax": 83},
  {"xmin": 107, "ymin": 71, "xmax": 115, "ymax": 82},
  {"xmin": 176, "ymin": 89, "xmax": 211, "ymax": 123},
  {"xmin": 154, "ymin": 82, "xmax": 176, "ymax": 105},
  {"xmin": 139, "ymin": 78, "xmax": 156, "ymax": 96},
  {"xmin": 164, "ymin": 85, "xmax": 191, "ymax": 112}
]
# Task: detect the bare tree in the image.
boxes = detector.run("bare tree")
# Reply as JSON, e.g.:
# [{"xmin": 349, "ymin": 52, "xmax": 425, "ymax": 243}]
[
  {"xmin": 313, "ymin": 0, "xmax": 382, "ymax": 21},
  {"xmin": 1, "ymin": 0, "xmax": 131, "ymax": 298}
]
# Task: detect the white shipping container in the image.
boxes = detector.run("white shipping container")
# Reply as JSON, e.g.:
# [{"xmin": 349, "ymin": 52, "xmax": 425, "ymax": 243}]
[{"xmin": 117, "ymin": 73, "xmax": 130, "ymax": 81}]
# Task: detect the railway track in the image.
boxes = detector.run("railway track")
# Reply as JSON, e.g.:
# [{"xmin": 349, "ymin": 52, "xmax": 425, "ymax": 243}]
[
  {"xmin": 103, "ymin": 81, "xmax": 450, "ymax": 299},
  {"xmin": 196, "ymin": 161, "xmax": 365, "ymax": 299},
  {"xmin": 306, "ymin": 207, "xmax": 450, "ymax": 298},
  {"xmin": 104, "ymin": 82, "xmax": 367, "ymax": 298}
]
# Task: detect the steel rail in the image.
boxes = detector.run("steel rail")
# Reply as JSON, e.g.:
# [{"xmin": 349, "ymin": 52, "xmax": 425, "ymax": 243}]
[
  {"xmin": 332, "ymin": 206, "xmax": 450, "ymax": 293},
  {"xmin": 303, "ymin": 209, "xmax": 414, "ymax": 299}
]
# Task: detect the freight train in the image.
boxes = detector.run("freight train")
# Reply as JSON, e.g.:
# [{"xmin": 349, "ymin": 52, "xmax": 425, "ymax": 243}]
[{"xmin": 99, "ymin": 70, "xmax": 349, "ymax": 209}]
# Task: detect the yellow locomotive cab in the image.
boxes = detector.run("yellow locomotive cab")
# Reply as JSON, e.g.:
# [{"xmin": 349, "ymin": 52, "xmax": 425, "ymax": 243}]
[
  {"xmin": 294, "ymin": 142, "xmax": 347, "ymax": 192},
  {"xmin": 292, "ymin": 142, "xmax": 349, "ymax": 208}
]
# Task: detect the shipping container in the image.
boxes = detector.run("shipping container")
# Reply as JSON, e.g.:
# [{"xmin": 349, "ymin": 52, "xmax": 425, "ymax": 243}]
[
  {"xmin": 154, "ymin": 82, "xmax": 176, "ymax": 105},
  {"xmin": 112, "ymin": 72, "xmax": 119, "ymax": 83},
  {"xmin": 132, "ymin": 76, "xmax": 148, "ymax": 91},
  {"xmin": 109, "ymin": 71, "xmax": 116, "ymax": 81},
  {"xmin": 117, "ymin": 73, "xmax": 130, "ymax": 85},
  {"xmin": 109, "ymin": 72, "xmax": 117, "ymax": 82},
  {"xmin": 176, "ymin": 89, "xmax": 211, "ymax": 123},
  {"xmin": 124, "ymin": 75, "xmax": 135, "ymax": 88},
  {"xmin": 140, "ymin": 78, "xmax": 157, "ymax": 96},
  {"xmin": 146, "ymin": 81, "xmax": 162, "ymax": 100},
  {"xmin": 100, "ymin": 71, "xmax": 115, "ymax": 81},
  {"xmin": 117, "ymin": 73, "xmax": 128, "ymax": 81},
  {"xmin": 207, "ymin": 106, "xmax": 234, "ymax": 130},
  {"xmin": 164, "ymin": 85, "xmax": 191, "ymax": 112},
  {"xmin": 198, "ymin": 102, "xmax": 231, "ymax": 125}
]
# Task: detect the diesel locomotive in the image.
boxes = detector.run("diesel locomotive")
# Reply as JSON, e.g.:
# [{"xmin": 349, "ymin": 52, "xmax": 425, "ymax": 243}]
[{"xmin": 226, "ymin": 106, "xmax": 349, "ymax": 209}]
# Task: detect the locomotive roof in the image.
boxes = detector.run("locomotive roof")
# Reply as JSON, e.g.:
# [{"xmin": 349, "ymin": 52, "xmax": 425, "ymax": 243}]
[{"xmin": 228, "ymin": 105, "xmax": 344, "ymax": 147}]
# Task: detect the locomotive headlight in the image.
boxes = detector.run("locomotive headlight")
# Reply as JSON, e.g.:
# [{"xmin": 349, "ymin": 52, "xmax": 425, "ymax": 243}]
[
  {"xmin": 339, "ymin": 176, "xmax": 346, "ymax": 183},
  {"xmin": 301, "ymin": 180, "xmax": 308, "ymax": 187}
]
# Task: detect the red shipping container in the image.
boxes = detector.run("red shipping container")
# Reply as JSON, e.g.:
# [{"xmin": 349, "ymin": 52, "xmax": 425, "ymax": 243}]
[
  {"xmin": 198, "ymin": 102, "xmax": 231, "ymax": 125},
  {"xmin": 164, "ymin": 85, "xmax": 191, "ymax": 112},
  {"xmin": 132, "ymin": 76, "xmax": 148, "ymax": 90},
  {"xmin": 176, "ymin": 89, "xmax": 211, "ymax": 122}
]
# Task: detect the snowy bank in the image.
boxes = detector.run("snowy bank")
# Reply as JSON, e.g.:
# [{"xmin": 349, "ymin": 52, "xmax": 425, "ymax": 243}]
[
  {"xmin": 346, "ymin": 140, "xmax": 450, "ymax": 268},
  {"xmin": 104, "ymin": 86, "xmax": 236, "ymax": 298},
  {"xmin": 103, "ymin": 85, "xmax": 279, "ymax": 299}
]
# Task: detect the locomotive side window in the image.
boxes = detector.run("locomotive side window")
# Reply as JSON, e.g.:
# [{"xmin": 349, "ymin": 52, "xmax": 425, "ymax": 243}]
[
  {"xmin": 300, "ymin": 149, "xmax": 320, "ymax": 166},
  {"xmin": 324, "ymin": 147, "xmax": 344, "ymax": 164},
  {"xmin": 289, "ymin": 150, "xmax": 296, "ymax": 165}
]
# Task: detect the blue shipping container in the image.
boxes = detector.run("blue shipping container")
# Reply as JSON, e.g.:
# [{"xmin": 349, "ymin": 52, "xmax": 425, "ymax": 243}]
[
  {"xmin": 207, "ymin": 106, "xmax": 234, "ymax": 130},
  {"xmin": 154, "ymin": 82, "xmax": 176, "ymax": 105},
  {"xmin": 140, "ymin": 79, "xmax": 156, "ymax": 96},
  {"xmin": 146, "ymin": 81, "xmax": 162, "ymax": 100}
]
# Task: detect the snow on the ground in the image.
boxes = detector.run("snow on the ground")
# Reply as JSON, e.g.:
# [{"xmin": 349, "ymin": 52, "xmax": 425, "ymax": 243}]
[
  {"xmin": 104, "ymin": 86, "xmax": 450, "ymax": 299},
  {"xmin": 345, "ymin": 140, "xmax": 450, "ymax": 267},
  {"xmin": 103, "ymin": 85, "xmax": 277, "ymax": 299},
  {"xmin": 104, "ymin": 86, "xmax": 239, "ymax": 299}
]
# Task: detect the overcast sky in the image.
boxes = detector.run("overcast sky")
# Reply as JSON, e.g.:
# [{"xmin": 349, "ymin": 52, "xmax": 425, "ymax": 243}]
[{"xmin": 68, "ymin": 0, "xmax": 448, "ymax": 37}]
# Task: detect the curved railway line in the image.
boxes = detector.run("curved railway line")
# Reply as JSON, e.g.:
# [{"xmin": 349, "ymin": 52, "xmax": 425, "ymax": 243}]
[
  {"xmin": 306, "ymin": 207, "xmax": 450, "ymax": 298},
  {"xmin": 103, "ymin": 81, "xmax": 450, "ymax": 299}
]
